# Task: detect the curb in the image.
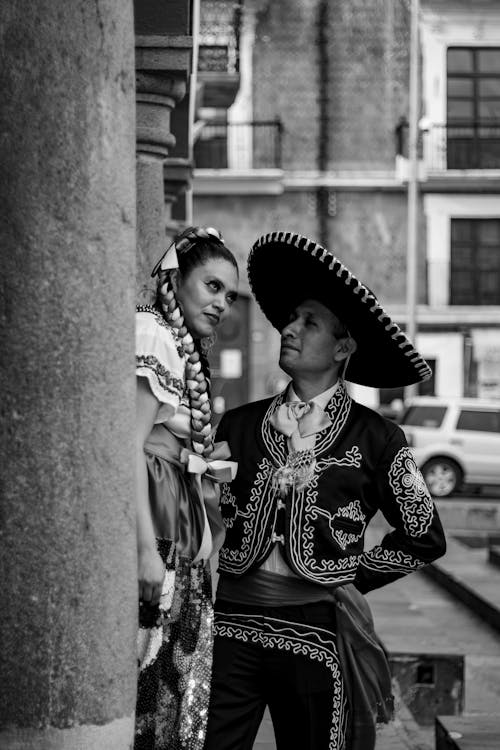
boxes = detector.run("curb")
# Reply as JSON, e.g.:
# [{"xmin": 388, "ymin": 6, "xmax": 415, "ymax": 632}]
[{"xmin": 422, "ymin": 562, "xmax": 500, "ymax": 634}]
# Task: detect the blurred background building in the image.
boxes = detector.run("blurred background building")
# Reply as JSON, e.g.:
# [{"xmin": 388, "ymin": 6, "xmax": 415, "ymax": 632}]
[{"xmin": 183, "ymin": 0, "xmax": 500, "ymax": 418}]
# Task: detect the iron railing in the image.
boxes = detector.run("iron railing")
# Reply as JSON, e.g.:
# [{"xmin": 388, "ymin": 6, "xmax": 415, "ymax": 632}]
[
  {"xmin": 396, "ymin": 120, "xmax": 500, "ymax": 170},
  {"xmin": 194, "ymin": 120, "xmax": 283, "ymax": 170}
]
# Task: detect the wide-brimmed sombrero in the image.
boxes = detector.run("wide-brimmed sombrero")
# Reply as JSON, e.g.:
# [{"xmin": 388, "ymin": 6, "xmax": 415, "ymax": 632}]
[{"xmin": 248, "ymin": 231, "xmax": 432, "ymax": 389}]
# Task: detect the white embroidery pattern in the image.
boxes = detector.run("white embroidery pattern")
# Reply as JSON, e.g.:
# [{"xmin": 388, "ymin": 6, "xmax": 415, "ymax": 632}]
[
  {"xmin": 215, "ymin": 612, "xmax": 348, "ymax": 750},
  {"xmin": 389, "ymin": 447, "xmax": 434, "ymax": 537},
  {"xmin": 262, "ymin": 391, "xmax": 289, "ymax": 465},
  {"xmin": 315, "ymin": 446, "xmax": 362, "ymax": 473},
  {"xmin": 315, "ymin": 384, "xmax": 352, "ymax": 455},
  {"xmin": 311, "ymin": 500, "xmax": 367, "ymax": 551},
  {"xmin": 359, "ymin": 546, "xmax": 425, "ymax": 574},
  {"xmin": 220, "ymin": 483, "xmax": 238, "ymax": 529},
  {"xmin": 289, "ymin": 469, "xmax": 359, "ymax": 583},
  {"xmin": 219, "ymin": 458, "xmax": 275, "ymax": 573},
  {"xmin": 287, "ymin": 448, "xmax": 365, "ymax": 582}
]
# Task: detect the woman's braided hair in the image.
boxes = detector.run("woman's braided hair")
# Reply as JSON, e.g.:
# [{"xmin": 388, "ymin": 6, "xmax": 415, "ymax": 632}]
[{"xmin": 154, "ymin": 226, "xmax": 237, "ymax": 458}]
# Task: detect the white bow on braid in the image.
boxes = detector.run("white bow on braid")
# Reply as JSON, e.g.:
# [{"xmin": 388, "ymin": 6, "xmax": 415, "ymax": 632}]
[
  {"xmin": 150, "ymin": 227, "xmax": 223, "ymax": 277},
  {"xmin": 150, "ymin": 240, "xmax": 179, "ymax": 276}
]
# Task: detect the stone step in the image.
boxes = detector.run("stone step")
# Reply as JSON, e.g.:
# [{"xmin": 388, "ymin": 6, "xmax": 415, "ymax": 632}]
[
  {"xmin": 389, "ymin": 652, "xmax": 464, "ymax": 726},
  {"xmin": 488, "ymin": 544, "xmax": 500, "ymax": 569},
  {"xmin": 422, "ymin": 536, "xmax": 500, "ymax": 634},
  {"xmin": 435, "ymin": 714, "xmax": 500, "ymax": 749},
  {"xmin": 434, "ymin": 499, "xmax": 500, "ymax": 533}
]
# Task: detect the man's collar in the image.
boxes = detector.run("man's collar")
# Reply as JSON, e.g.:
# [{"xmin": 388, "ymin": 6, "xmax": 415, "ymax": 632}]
[{"xmin": 287, "ymin": 380, "xmax": 340, "ymax": 410}]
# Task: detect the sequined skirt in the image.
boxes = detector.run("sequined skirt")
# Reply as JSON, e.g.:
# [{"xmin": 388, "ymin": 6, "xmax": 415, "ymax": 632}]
[{"xmin": 135, "ymin": 539, "xmax": 213, "ymax": 750}]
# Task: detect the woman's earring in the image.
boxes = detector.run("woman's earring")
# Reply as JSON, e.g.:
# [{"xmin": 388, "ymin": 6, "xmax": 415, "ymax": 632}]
[{"xmin": 200, "ymin": 332, "xmax": 217, "ymax": 354}]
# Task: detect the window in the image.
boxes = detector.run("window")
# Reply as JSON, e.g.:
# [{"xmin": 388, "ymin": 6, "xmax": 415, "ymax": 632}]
[
  {"xmin": 450, "ymin": 219, "xmax": 500, "ymax": 305},
  {"xmin": 194, "ymin": 119, "xmax": 229, "ymax": 168},
  {"xmin": 447, "ymin": 47, "xmax": 500, "ymax": 168},
  {"xmin": 456, "ymin": 409, "xmax": 500, "ymax": 433},
  {"xmin": 401, "ymin": 405, "xmax": 447, "ymax": 428},
  {"xmin": 194, "ymin": 120, "xmax": 282, "ymax": 169}
]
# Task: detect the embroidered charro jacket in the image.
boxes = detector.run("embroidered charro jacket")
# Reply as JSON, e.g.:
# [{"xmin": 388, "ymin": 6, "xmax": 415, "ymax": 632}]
[{"xmin": 216, "ymin": 382, "xmax": 446, "ymax": 593}]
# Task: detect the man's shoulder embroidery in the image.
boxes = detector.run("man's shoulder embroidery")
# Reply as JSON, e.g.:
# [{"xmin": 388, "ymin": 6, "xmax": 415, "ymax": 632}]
[{"xmin": 389, "ymin": 447, "xmax": 434, "ymax": 537}]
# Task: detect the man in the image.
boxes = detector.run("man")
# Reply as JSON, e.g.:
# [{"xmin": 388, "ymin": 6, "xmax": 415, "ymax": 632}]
[{"xmin": 205, "ymin": 232, "xmax": 446, "ymax": 750}]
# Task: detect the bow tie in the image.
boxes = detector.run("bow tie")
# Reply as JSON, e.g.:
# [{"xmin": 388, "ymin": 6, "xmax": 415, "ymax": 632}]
[{"xmin": 270, "ymin": 401, "xmax": 332, "ymax": 439}]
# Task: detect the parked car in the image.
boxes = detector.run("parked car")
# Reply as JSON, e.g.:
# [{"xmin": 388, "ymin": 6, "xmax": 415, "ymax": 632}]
[{"xmin": 399, "ymin": 397, "xmax": 500, "ymax": 497}]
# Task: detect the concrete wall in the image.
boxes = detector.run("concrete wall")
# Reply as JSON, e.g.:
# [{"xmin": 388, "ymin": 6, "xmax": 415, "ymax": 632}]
[
  {"xmin": 322, "ymin": 190, "xmax": 426, "ymax": 306},
  {"xmin": 195, "ymin": 188, "xmax": 426, "ymax": 305},
  {"xmin": 0, "ymin": 2, "xmax": 137, "ymax": 747},
  {"xmin": 194, "ymin": 191, "xmax": 319, "ymax": 285}
]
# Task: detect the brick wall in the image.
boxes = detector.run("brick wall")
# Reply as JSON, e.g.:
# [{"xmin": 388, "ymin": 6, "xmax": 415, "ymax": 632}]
[
  {"xmin": 326, "ymin": 0, "xmax": 411, "ymax": 170},
  {"xmin": 251, "ymin": 0, "xmax": 411, "ymax": 171},
  {"xmin": 253, "ymin": 0, "xmax": 320, "ymax": 170}
]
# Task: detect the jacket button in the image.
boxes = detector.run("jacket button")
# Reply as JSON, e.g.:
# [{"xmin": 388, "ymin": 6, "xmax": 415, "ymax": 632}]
[{"xmin": 271, "ymin": 532, "xmax": 285, "ymax": 545}]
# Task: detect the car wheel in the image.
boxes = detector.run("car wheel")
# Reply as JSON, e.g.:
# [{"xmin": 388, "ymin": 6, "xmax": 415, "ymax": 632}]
[{"xmin": 422, "ymin": 458, "xmax": 462, "ymax": 498}]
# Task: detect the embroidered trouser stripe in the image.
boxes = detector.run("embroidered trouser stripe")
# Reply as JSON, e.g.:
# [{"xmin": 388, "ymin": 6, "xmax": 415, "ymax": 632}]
[{"xmin": 205, "ymin": 608, "xmax": 348, "ymax": 750}]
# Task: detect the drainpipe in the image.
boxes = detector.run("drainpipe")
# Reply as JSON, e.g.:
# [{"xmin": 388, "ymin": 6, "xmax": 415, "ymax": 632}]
[
  {"xmin": 317, "ymin": 0, "xmax": 330, "ymax": 247},
  {"xmin": 185, "ymin": 0, "xmax": 200, "ymax": 225},
  {"xmin": 405, "ymin": 0, "xmax": 420, "ymax": 400}
]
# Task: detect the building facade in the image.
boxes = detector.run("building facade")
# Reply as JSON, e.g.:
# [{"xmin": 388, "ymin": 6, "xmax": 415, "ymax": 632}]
[
  {"xmin": 419, "ymin": 0, "xmax": 500, "ymax": 401},
  {"xmin": 192, "ymin": 0, "xmax": 500, "ymax": 413}
]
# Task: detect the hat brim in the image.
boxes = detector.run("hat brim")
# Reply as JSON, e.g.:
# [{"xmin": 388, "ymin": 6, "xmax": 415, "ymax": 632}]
[{"xmin": 248, "ymin": 232, "xmax": 432, "ymax": 389}]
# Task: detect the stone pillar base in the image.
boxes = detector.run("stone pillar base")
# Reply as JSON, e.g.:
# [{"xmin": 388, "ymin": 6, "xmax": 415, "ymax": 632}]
[{"xmin": 0, "ymin": 714, "xmax": 135, "ymax": 750}]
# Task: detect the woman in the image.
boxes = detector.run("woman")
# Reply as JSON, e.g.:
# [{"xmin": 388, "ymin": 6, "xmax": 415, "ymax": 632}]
[{"xmin": 134, "ymin": 226, "xmax": 239, "ymax": 750}]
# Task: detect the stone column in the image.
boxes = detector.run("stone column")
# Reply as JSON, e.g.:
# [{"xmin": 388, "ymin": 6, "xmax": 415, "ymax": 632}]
[
  {"xmin": 165, "ymin": 80, "xmax": 194, "ymax": 225},
  {"xmin": 135, "ymin": 69, "xmax": 188, "ymax": 285},
  {"xmin": 0, "ymin": 2, "xmax": 137, "ymax": 749},
  {"xmin": 134, "ymin": 0, "xmax": 194, "ymax": 286}
]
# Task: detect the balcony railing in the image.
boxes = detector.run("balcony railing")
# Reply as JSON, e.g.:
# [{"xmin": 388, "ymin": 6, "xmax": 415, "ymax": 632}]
[
  {"xmin": 396, "ymin": 120, "xmax": 500, "ymax": 171},
  {"xmin": 194, "ymin": 120, "xmax": 283, "ymax": 170}
]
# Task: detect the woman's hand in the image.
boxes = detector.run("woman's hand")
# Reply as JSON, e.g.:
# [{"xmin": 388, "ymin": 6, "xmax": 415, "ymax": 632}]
[{"xmin": 138, "ymin": 546, "xmax": 165, "ymax": 606}]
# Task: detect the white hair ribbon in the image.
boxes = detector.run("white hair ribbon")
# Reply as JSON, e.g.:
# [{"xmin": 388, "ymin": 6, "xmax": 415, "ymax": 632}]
[{"xmin": 150, "ymin": 241, "xmax": 179, "ymax": 277}]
